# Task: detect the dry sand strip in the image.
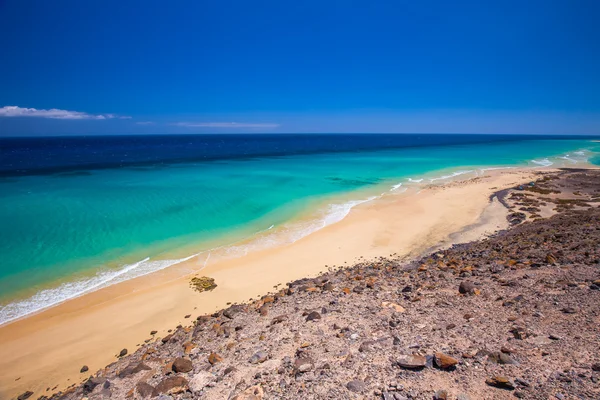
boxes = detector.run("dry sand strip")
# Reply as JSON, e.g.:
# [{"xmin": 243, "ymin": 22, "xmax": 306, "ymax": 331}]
[{"xmin": 0, "ymin": 168, "xmax": 553, "ymax": 399}]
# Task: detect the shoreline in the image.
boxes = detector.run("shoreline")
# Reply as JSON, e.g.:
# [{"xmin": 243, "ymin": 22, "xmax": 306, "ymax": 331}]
[
  {"xmin": 0, "ymin": 160, "xmax": 583, "ymax": 327},
  {"xmin": 0, "ymin": 167, "xmax": 555, "ymax": 399}
]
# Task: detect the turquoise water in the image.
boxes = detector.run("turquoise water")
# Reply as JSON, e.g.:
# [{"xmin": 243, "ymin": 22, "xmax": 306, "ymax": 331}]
[{"xmin": 0, "ymin": 135, "xmax": 599, "ymax": 324}]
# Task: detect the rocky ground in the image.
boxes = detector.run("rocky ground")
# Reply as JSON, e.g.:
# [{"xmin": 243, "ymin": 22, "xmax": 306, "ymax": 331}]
[{"xmin": 18, "ymin": 169, "xmax": 600, "ymax": 400}]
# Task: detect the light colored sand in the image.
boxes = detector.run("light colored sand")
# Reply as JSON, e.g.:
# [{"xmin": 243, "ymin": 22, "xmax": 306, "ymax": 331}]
[{"xmin": 0, "ymin": 168, "xmax": 541, "ymax": 399}]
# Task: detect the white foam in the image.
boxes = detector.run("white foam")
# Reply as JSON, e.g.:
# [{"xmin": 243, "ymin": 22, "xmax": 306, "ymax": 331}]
[
  {"xmin": 479, "ymin": 166, "xmax": 515, "ymax": 173},
  {"xmin": 407, "ymin": 178, "xmax": 423, "ymax": 183},
  {"xmin": 0, "ymin": 253, "xmax": 199, "ymax": 325},
  {"xmin": 429, "ymin": 170, "xmax": 474, "ymax": 182},
  {"xmin": 559, "ymin": 155, "xmax": 578, "ymax": 164},
  {"xmin": 574, "ymin": 151, "xmax": 585, "ymax": 156},
  {"xmin": 390, "ymin": 182, "xmax": 403, "ymax": 191},
  {"xmin": 531, "ymin": 158, "xmax": 553, "ymax": 167}
]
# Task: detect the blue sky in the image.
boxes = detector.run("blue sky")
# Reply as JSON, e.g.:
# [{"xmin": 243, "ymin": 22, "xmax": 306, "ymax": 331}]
[{"xmin": 0, "ymin": 0, "xmax": 599, "ymax": 135}]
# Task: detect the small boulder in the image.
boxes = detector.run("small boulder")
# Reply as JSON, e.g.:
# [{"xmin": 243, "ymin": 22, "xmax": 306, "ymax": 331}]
[
  {"xmin": 172, "ymin": 357, "xmax": 193, "ymax": 373},
  {"xmin": 80, "ymin": 365, "xmax": 89, "ymax": 373},
  {"xmin": 118, "ymin": 348, "xmax": 128, "ymax": 357},
  {"xmin": 458, "ymin": 281, "xmax": 476, "ymax": 294}
]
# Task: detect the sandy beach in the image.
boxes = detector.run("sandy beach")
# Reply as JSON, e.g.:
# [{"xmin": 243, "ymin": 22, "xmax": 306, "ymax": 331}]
[{"xmin": 0, "ymin": 168, "xmax": 544, "ymax": 399}]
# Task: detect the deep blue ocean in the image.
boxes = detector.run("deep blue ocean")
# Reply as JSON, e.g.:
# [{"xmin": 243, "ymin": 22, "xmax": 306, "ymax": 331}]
[{"xmin": 1, "ymin": 133, "xmax": 599, "ymax": 324}]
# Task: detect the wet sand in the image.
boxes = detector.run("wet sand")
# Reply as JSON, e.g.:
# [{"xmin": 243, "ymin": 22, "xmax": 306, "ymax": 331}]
[{"xmin": 0, "ymin": 168, "xmax": 543, "ymax": 399}]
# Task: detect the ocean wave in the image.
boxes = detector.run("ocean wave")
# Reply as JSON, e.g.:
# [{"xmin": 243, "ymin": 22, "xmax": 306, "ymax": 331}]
[
  {"xmin": 559, "ymin": 155, "xmax": 578, "ymax": 164},
  {"xmin": 0, "ymin": 196, "xmax": 377, "ymax": 326},
  {"xmin": 407, "ymin": 178, "xmax": 423, "ymax": 183},
  {"xmin": 390, "ymin": 182, "xmax": 403, "ymax": 191},
  {"xmin": 220, "ymin": 196, "xmax": 377, "ymax": 259},
  {"xmin": 0, "ymin": 253, "xmax": 199, "ymax": 325},
  {"xmin": 429, "ymin": 170, "xmax": 474, "ymax": 182},
  {"xmin": 479, "ymin": 166, "xmax": 515, "ymax": 173},
  {"xmin": 531, "ymin": 158, "xmax": 553, "ymax": 167}
]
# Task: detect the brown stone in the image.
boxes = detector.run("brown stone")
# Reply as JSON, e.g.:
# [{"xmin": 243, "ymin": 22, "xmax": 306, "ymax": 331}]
[
  {"xmin": 485, "ymin": 376, "xmax": 515, "ymax": 390},
  {"xmin": 434, "ymin": 352, "xmax": 458, "ymax": 369},
  {"xmin": 153, "ymin": 376, "xmax": 189, "ymax": 396},
  {"xmin": 172, "ymin": 357, "xmax": 193, "ymax": 373}
]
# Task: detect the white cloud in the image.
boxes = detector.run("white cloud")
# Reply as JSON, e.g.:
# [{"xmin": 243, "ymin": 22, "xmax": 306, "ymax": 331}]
[
  {"xmin": 0, "ymin": 106, "xmax": 129, "ymax": 120},
  {"xmin": 173, "ymin": 122, "xmax": 280, "ymax": 128},
  {"xmin": 136, "ymin": 121, "xmax": 155, "ymax": 125}
]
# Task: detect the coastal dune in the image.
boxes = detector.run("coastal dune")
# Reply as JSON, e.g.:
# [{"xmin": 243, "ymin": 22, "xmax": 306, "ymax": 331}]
[{"xmin": 0, "ymin": 169, "xmax": 541, "ymax": 398}]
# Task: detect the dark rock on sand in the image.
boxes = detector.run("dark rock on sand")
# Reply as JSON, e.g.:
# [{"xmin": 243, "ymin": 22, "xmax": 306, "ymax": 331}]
[
  {"xmin": 118, "ymin": 348, "xmax": 128, "ymax": 357},
  {"xmin": 80, "ymin": 365, "xmax": 88, "ymax": 373},
  {"xmin": 17, "ymin": 391, "xmax": 34, "ymax": 400},
  {"xmin": 83, "ymin": 377, "xmax": 106, "ymax": 394}
]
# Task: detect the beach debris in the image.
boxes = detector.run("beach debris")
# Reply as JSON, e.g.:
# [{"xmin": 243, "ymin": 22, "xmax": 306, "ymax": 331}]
[
  {"xmin": 172, "ymin": 357, "xmax": 193, "ymax": 373},
  {"xmin": 189, "ymin": 276, "xmax": 217, "ymax": 293},
  {"xmin": 80, "ymin": 365, "xmax": 89, "ymax": 373}
]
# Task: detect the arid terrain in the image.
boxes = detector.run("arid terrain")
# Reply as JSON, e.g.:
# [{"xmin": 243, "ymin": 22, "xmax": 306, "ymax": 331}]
[{"xmin": 16, "ymin": 169, "xmax": 600, "ymax": 400}]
